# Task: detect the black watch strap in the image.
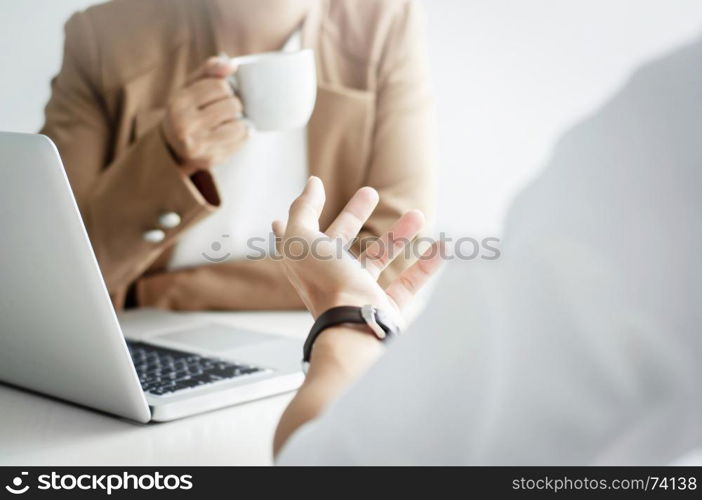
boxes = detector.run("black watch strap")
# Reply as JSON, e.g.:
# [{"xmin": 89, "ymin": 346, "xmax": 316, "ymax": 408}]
[{"xmin": 302, "ymin": 305, "xmax": 400, "ymax": 368}]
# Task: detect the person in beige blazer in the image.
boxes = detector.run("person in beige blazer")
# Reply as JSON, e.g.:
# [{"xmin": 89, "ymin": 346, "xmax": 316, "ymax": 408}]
[{"xmin": 40, "ymin": 0, "xmax": 436, "ymax": 311}]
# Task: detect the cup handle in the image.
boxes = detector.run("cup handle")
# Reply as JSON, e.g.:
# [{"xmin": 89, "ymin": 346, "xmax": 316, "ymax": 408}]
[
  {"xmin": 227, "ymin": 75, "xmax": 256, "ymax": 133},
  {"xmin": 227, "ymin": 74, "xmax": 239, "ymax": 94},
  {"xmin": 234, "ymin": 113, "xmax": 255, "ymax": 134}
]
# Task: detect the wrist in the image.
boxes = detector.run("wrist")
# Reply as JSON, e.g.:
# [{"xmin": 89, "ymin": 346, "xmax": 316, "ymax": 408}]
[
  {"xmin": 312, "ymin": 291, "xmax": 391, "ymax": 320},
  {"xmin": 160, "ymin": 121, "xmax": 184, "ymax": 164},
  {"xmin": 315, "ymin": 323, "xmax": 376, "ymax": 349},
  {"xmin": 308, "ymin": 324, "xmax": 384, "ymax": 378},
  {"xmin": 160, "ymin": 121, "xmax": 203, "ymax": 176},
  {"xmin": 303, "ymin": 302, "xmax": 401, "ymax": 377}
]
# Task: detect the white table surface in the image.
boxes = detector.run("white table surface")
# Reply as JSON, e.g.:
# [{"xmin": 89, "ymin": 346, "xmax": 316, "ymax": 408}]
[{"xmin": 0, "ymin": 310, "xmax": 314, "ymax": 466}]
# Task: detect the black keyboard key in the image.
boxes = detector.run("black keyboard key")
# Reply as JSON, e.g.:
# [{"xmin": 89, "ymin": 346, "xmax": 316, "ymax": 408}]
[{"xmin": 126, "ymin": 340, "xmax": 265, "ymax": 396}]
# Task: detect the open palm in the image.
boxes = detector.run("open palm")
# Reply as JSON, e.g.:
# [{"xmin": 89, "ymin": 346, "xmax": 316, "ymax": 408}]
[{"xmin": 272, "ymin": 177, "xmax": 443, "ymax": 325}]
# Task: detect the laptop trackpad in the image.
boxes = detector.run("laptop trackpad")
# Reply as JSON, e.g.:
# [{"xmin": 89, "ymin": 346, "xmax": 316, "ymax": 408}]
[
  {"xmin": 156, "ymin": 324, "xmax": 279, "ymax": 352},
  {"xmin": 154, "ymin": 324, "xmax": 302, "ymax": 369}
]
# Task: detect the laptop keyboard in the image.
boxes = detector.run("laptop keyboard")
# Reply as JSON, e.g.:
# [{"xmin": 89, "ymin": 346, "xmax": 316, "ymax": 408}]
[{"xmin": 127, "ymin": 341, "xmax": 264, "ymax": 396}]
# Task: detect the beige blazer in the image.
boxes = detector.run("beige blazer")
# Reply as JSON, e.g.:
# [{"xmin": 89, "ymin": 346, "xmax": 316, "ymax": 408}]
[{"xmin": 40, "ymin": 0, "xmax": 436, "ymax": 311}]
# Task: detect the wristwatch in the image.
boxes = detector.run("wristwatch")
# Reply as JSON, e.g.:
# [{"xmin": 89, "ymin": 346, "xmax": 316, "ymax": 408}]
[{"xmin": 302, "ymin": 305, "xmax": 400, "ymax": 374}]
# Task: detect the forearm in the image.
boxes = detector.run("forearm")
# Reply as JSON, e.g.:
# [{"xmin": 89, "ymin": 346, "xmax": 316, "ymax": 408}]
[
  {"xmin": 135, "ymin": 257, "xmax": 305, "ymax": 310},
  {"xmin": 273, "ymin": 324, "xmax": 384, "ymax": 456}
]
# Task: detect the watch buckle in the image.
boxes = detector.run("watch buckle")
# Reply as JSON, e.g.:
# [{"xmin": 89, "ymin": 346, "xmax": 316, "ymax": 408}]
[{"xmin": 361, "ymin": 304, "xmax": 386, "ymax": 340}]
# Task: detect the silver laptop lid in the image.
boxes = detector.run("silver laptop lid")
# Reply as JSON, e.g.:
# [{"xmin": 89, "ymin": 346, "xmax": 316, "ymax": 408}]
[{"xmin": 0, "ymin": 132, "xmax": 150, "ymax": 422}]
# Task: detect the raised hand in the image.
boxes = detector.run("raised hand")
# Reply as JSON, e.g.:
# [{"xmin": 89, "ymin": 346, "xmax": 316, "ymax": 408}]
[{"xmin": 272, "ymin": 177, "xmax": 443, "ymax": 325}]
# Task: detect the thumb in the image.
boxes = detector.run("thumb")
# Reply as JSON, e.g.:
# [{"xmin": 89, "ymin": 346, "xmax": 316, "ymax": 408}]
[
  {"xmin": 187, "ymin": 55, "xmax": 236, "ymax": 84},
  {"xmin": 272, "ymin": 220, "xmax": 287, "ymax": 256}
]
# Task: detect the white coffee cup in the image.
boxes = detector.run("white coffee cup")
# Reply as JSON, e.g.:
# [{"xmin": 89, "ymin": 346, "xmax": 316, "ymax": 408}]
[{"xmin": 228, "ymin": 49, "xmax": 317, "ymax": 132}]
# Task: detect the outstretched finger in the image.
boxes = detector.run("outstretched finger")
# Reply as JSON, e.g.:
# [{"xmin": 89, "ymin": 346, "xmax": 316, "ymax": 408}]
[
  {"xmin": 360, "ymin": 210, "xmax": 425, "ymax": 280},
  {"xmin": 385, "ymin": 241, "xmax": 444, "ymax": 310},
  {"xmin": 325, "ymin": 187, "xmax": 379, "ymax": 245},
  {"xmin": 287, "ymin": 176, "xmax": 325, "ymax": 233}
]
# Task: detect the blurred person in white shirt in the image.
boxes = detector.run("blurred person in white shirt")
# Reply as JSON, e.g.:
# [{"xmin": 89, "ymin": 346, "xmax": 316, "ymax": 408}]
[{"xmin": 268, "ymin": 38, "xmax": 702, "ymax": 465}]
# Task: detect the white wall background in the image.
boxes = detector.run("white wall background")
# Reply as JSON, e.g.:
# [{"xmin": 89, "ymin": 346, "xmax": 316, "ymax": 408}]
[{"xmin": 1, "ymin": 0, "xmax": 702, "ymax": 236}]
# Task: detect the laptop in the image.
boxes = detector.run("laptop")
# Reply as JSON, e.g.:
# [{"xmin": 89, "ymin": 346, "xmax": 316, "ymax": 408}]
[{"xmin": 0, "ymin": 132, "xmax": 304, "ymax": 422}]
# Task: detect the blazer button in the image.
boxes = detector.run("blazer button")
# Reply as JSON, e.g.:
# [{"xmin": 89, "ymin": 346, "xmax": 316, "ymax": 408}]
[
  {"xmin": 143, "ymin": 229, "xmax": 166, "ymax": 243},
  {"xmin": 159, "ymin": 212, "xmax": 181, "ymax": 229}
]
